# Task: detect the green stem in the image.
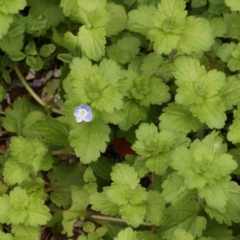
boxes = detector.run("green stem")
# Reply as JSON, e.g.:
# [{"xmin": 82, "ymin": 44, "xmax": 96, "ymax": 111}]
[
  {"xmin": 51, "ymin": 148, "xmax": 74, "ymax": 155},
  {"xmin": 90, "ymin": 214, "xmax": 154, "ymax": 227},
  {"xmin": 13, "ymin": 66, "xmax": 64, "ymax": 115},
  {"xmin": 198, "ymin": 127, "xmax": 204, "ymax": 140}
]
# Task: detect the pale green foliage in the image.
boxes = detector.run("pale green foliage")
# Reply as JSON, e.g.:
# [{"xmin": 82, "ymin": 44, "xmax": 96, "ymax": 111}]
[
  {"xmin": 69, "ymin": 119, "xmax": 110, "ymax": 164},
  {"xmin": 0, "ymin": 13, "xmax": 13, "ymax": 40},
  {"xmin": 159, "ymin": 103, "xmax": 202, "ymax": 133},
  {"xmin": 106, "ymin": 36, "xmax": 141, "ymax": 64},
  {"xmin": 173, "ymin": 56, "xmax": 227, "ymax": 129},
  {"xmin": 76, "ymin": 0, "xmax": 109, "ymax": 28},
  {"xmin": 0, "ymin": 0, "xmax": 27, "ymax": 14},
  {"xmin": 217, "ymin": 42, "xmax": 240, "ymax": 71},
  {"xmin": 105, "ymin": 3, "xmax": 127, "ymax": 36},
  {"xmin": 225, "ymin": 0, "xmax": 240, "ymax": 11},
  {"xmin": 170, "ymin": 131, "xmax": 237, "ymax": 210},
  {"xmin": 172, "ymin": 228, "xmax": 194, "ymax": 240},
  {"xmin": 114, "ymin": 227, "xmax": 137, "ymax": 240},
  {"xmin": 0, "ymin": 96, "xmax": 43, "ymax": 135},
  {"xmin": 158, "ymin": 198, "xmax": 207, "ymax": 239},
  {"xmin": 209, "ymin": 17, "xmax": 227, "ymax": 38},
  {"xmin": 62, "ymin": 186, "xmax": 90, "ymax": 237},
  {"xmin": 28, "ymin": 0, "xmax": 65, "ymax": 29},
  {"xmin": 78, "ymin": 26, "xmax": 106, "ymax": 61},
  {"xmin": 0, "ymin": 187, "xmax": 51, "ymax": 226},
  {"xmin": 90, "ymin": 164, "xmax": 165, "ymax": 227},
  {"xmin": 205, "ymin": 181, "xmax": 240, "ymax": 225},
  {"xmin": 132, "ymin": 123, "xmax": 190, "ymax": 175},
  {"xmin": 227, "ymin": 104, "xmax": 240, "ymax": 144},
  {"xmin": 223, "ymin": 12, "xmax": 240, "ymax": 39},
  {"xmin": 3, "ymin": 136, "xmax": 47, "ymax": 185},
  {"xmin": 220, "ymin": 75, "xmax": 240, "ymax": 110},
  {"xmin": 128, "ymin": 0, "xmax": 214, "ymax": 54}
]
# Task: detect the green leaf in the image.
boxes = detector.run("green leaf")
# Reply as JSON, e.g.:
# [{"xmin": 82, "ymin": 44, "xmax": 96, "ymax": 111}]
[
  {"xmin": 209, "ymin": 17, "xmax": 227, "ymax": 38},
  {"xmin": 48, "ymin": 163, "xmax": 85, "ymax": 209},
  {"xmin": 228, "ymin": 148, "xmax": 240, "ymax": 175},
  {"xmin": 0, "ymin": 13, "xmax": 13, "ymax": 40},
  {"xmin": 162, "ymin": 172, "xmax": 188, "ymax": 204},
  {"xmin": 89, "ymin": 157, "xmax": 112, "ymax": 181},
  {"xmin": 2, "ymin": 69, "xmax": 11, "ymax": 84},
  {"xmin": 159, "ymin": 103, "xmax": 202, "ymax": 133},
  {"xmin": 205, "ymin": 181, "xmax": 240, "ymax": 225},
  {"xmin": 63, "ymin": 32, "xmax": 81, "ymax": 56},
  {"xmin": 111, "ymin": 164, "xmax": 140, "ymax": 189},
  {"xmin": 39, "ymin": 44, "xmax": 56, "ymax": 57},
  {"xmin": 57, "ymin": 53, "xmax": 74, "ymax": 63},
  {"xmin": 76, "ymin": 0, "xmax": 109, "ymax": 28},
  {"xmin": 30, "ymin": 117, "xmax": 70, "ymax": 147},
  {"xmin": 69, "ymin": 119, "xmax": 110, "ymax": 164},
  {"xmin": 90, "ymin": 191, "xmax": 120, "ymax": 216},
  {"xmin": 178, "ymin": 16, "xmax": 214, "ymax": 54},
  {"xmin": 144, "ymin": 190, "xmax": 165, "ymax": 226},
  {"xmin": 105, "ymin": 3, "xmax": 127, "ymax": 37},
  {"xmin": 60, "ymin": 0, "xmax": 79, "ymax": 17},
  {"xmin": 119, "ymin": 203, "xmax": 146, "ymax": 227},
  {"xmin": 6, "ymin": 186, "xmax": 51, "ymax": 226},
  {"xmin": 220, "ymin": 75, "xmax": 240, "ymax": 110},
  {"xmin": 127, "ymin": 5, "xmax": 158, "ymax": 36},
  {"xmin": 224, "ymin": 12, "xmax": 240, "ymax": 39},
  {"xmin": 62, "ymin": 186, "xmax": 89, "ymax": 237},
  {"xmin": 114, "ymin": 227, "xmax": 137, "ymax": 240},
  {"xmin": 191, "ymin": 0, "xmax": 207, "ymax": 8},
  {"xmin": 0, "ymin": 31, "xmax": 24, "ymax": 54},
  {"xmin": 0, "ymin": 194, "xmax": 10, "ymax": 224},
  {"xmin": 158, "ymin": 199, "xmax": 207, "ymax": 239},
  {"xmin": 107, "ymin": 36, "xmax": 141, "ymax": 64},
  {"xmin": 3, "ymin": 158, "xmax": 30, "ymax": 185},
  {"xmin": 83, "ymin": 167, "xmax": 96, "ymax": 183},
  {"xmin": 11, "ymin": 225, "xmax": 40, "ymax": 240},
  {"xmin": 217, "ymin": 42, "xmax": 236, "ymax": 62},
  {"xmin": 26, "ymin": 56, "xmax": 43, "ymax": 71},
  {"xmin": 9, "ymin": 52, "xmax": 26, "ymax": 61},
  {"xmin": 0, "ymin": 0, "xmax": 27, "ymax": 14},
  {"xmin": 28, "ymin": 0, "xmax": 65, "ymax": 29},
  {"xmin": 118, "ymin": 100, "xmax": 148, "ymax": 131},
  {"xmin": 225, "ymin": 0, "xmax": 240, "ymax": 11},
  {"xmin": 78, "ymin": 26, "xmax": 106, "ymax": 61},
  {"xmin": 190, "ymin": 97, "xmax": 226, "ymax": 129},
  {"xmin": 227, "ymin": 105, "xmax": 240, "ymax": 144}
]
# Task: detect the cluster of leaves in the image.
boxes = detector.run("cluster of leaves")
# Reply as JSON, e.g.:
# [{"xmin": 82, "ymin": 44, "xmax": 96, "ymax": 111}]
[{"xmin": 0, "ymin": 0, "xmax": 240, "ymax": 239}]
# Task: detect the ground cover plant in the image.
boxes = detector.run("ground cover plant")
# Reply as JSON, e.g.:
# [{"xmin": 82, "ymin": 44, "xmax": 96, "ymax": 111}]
[{"xmin": 0, "ymin": 0, "xmax": 240, "ymax": 239}]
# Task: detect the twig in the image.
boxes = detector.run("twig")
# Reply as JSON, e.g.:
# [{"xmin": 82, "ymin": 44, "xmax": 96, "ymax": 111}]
[
  {"xmin": 90, "ymin": 214, "xmax": 154, "ymax": 227},
  {"xmin": 13, "ymin": 66, "xmax": 64, "ymax": 115}
]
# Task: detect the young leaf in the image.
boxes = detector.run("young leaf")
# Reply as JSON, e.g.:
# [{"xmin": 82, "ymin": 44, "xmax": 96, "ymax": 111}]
[
  {"xmin": 28, "ymin": 0, "xmax": 65, "ymax": 28},
  {"xmin": 78, "ymin": 26, "xmax": 106, "ymax": 61},
  {"xmin": 62, "ymin": 186, "xmax": 89, "ymax": 237},
  {"xmin": 144, "ymin": 190, "xmax": 165, "ymax": 226},
  {"xmin": 90, "ymin": 191, "xmax": 120, "ymax": 216},
  {"xmin": 127, "ymin": 5, "xmax": 158, "ymax": 36},
  {"xmin": 158, "ymin": 199, "xmax": 207, "ymax": 239},
  {"xmin": 159, "ymin": 103, "xmax": 202, "ymax": 133},
  {"xmin": 105, "ymin": 3, "xmax": 127, "ymax": 37},
  {"xmin": 0, "ymin": 0, "xmax": 27, "ymax": 14},
  {"xmin": 0, "ymin": 13, "xmax": 13, "ymax": 40},
  {"xmin": 227, "ymin": 105, "xmax": 240, "ymax": 144},
  {"xmin": 107, "ymin": 36, "xmax": 141, "ymax": 64},
  {"xmin": 225, "ymin": 0, "xmax": 240, "ymax": 11},
  {"xmin": 30, "ymin": 117, "xmax": 70, "ymax": 147},
  {"xmin": 69, "ymin": 119, "xmax": 110, "ymax": 163},
  {"xmin": 48, "ymin": 163, "xmax": 86, "ymax": 209},
  {"xmin": 114, "ymin": 227, "xmax": 137, "ymax": 240}
]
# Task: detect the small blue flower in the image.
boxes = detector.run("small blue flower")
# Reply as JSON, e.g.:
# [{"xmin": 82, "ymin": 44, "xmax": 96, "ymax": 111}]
[{"xmin": 73, "ymin": 105, "xmax": 93, "ymax": 123}]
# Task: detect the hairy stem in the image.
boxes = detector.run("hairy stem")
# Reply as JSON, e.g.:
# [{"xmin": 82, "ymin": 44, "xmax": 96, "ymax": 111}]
[
  {"xmin": 13, "ymin": 66, "xmax": 64, "ymax": 115},
  {"xmin": 90, "ymin": 214, "xmax": 154, "ymax": 227}
]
